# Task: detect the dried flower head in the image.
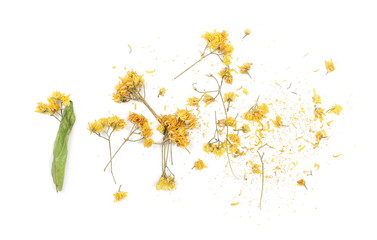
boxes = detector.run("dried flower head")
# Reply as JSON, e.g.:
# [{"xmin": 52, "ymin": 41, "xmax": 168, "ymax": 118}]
[
  {"xmin": 143, "ymin": 138, "xmax": 154, "ymax": 148},
  {"xmin": 113, "ymin": 71, "xmax": 144, "ymax": 103},
  {"xmin": 128, "ymin": 112, "xmax": 153, "ymax": 138},
  {"xmin": 157, "ymin": 109, "xmax": 197, "ymax": 148},
  {"xmin": 271, "ymin": 115, "xmax": 283, "ymax": 128},
  {"xmin": 328, "ymin": 104, "xmax": 343, "ymax": 115},
  {"xmin": 202, "ymin": 30, "xmax": 234, "ymax": 65},
  {"xmin": 312, "ymin": 89, "xmax": 321, "ymax": 104},
  {"xmin": 202, "ymin": 94, "xmax": 215, "ymax": 106},
  {"xmin": 314, "ymin": 107, "xmax": 326, "ymax": 122},
  {"xmin": 219, "ymin": 67, "xmax": 235, "ymax": 84},
  {"xmin": 156, "ymin": 176, "xmax": 176, "ymax": 191},
  {"xmin": 238, "ymin": 63, "xmax": 253, "ymax": 74},
  {"xmin": 244, "ymin": 103, "xmax": 269, "ymax": 122},
  {"xmin": 187, "ymin": 97, "xmax": 200, "ymax": 107},
  {"xmin": 224, "ymin": 92, "xmax": 239, "ymax": 103},
  {"xmin": 194, "ymin": 159, "xmax": 208, "ymax": 170},
  {"xmin": 36, "ymin": 91, "xmax": 71, "ymax": 116},
  {"xmin": 158, "ymin": 88, "xmax": 166, "ymax": 97},
  {"xmin": 113, "ymin": 191, "xmax": 128, "ymax": 202},
  {"xmin": 88, "ymin": 116, "xmax": 126, "ymax": 135}
]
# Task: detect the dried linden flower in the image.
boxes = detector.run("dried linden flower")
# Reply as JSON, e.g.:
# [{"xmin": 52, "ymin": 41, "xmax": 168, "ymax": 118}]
[
  {"xmin": 238, "ymin": 63, "xmax": 253, "ymax": 74},
  {"xmin": 143, "ymin": 138, "xmax": 154, "ymax": 148},
  {"xmin": 328, "ymin": 104, "xmax": 343, "ymax": 115},
  {"xmin": 312, "ymin": 89, "xmax": 321, "ymax": 104},
  {"xmin": 271, "ymin": 115, "xmax": 283, "ymax": 128},
  {"xmin": 187, "ymin": 97, "xmax": 200, "ymax": 107},
  {"xmin": 194, "ymin": 159, "xmax": 208, "ymax": 170},
  {"xmin": 158, "ymin": 88, "xmax": 166, "ymax": 97},
  {"xmin": 219, "ymin": 67, "xmax": 235, "ymax": 84},
  {"xmin": 113, "ymin": 191, "xmax": 128, "ymax": 202},
  {"xmin": 156, "ymin": 176, "xmax": 176, "ymax": 191},
  {"xmin": 297, "ymin": 179, "xmax": 307, "ymax": 188},
  {"xmin": 224, "ymin": 92, "xmax": 239, "ymax": 103},
  {"xmin": 202, "ymin": 94, "xmax": 215, "ymax": 106}
]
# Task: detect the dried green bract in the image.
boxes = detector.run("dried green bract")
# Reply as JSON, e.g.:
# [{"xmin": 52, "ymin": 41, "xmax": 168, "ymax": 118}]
[{"xmin": 52, "ymin": 101, "xmax": 75, "ymax": 191}]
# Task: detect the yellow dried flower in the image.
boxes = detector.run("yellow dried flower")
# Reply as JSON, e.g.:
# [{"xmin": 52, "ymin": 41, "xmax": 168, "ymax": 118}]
[
  {"xmin": 228, "ymin": 134, "xmax": 241, "ymax": 145},
  {"xmin": 108, "ymin": 116, "xmax": 126, "ymax": 131},
  {"xmin": 241, "ymin": 124, "xmax": 251, "ymax": 133},
  {"xmin": 328, "ymin": 104, "xmax": 343, "ymax": 115},
  {"xmin": 312, "ymin": 89, "xmax": 321, "ymax": 104},
  {"xmin": 202, "ymin": 94, "xmax": 215, "ymax": 106},
  {"xmin": 35, "ymin": 102, "xmax": 50, "ymax": 114},
  {"xmin": 202, "ymin": 30, "xmax": 233, "ymax": 65},
  {"xmin": 219, "ymin": 67, "xmax": 235, "ymax": 84},
  {"xmin": 156, "ymin": 176, "xmax": 176, "ymax": 191},
  {"xmin": 143, "ymin": 138, "xmax": 154, "ymax": 148},
  {"xmin": 128, "ymin": 113, "xmax": 153, "ymax": 138},
  {"xmin": 314, "ymin": 107, "xmax": 326, "ymax": 122},
  {"xmin": 194, "ymin": 159, "xmax": 207, "ymax": 170},
  {"xmin": 251, "ymin": 162, "xmax": 261, "ymax": 174},
  {"xmin": 313, "ymin": 130, "xmax": 327, "ymax": 149},
  {"xmin": 224, "ymin": 92, "xmax": 238, "ymax": 103},
  {"xmin": 244, "ymin": 103, "xmax": 269, "ymax": 122},
  {"xmin": 88, "ymin": 120, "xmax": 105, "ymax": 134},
  {"xmin": 113, "ymin": 191, "xmax": 127, "ymax": 202},
  {"xmin": 158, "ymin": 88, "xmax": 166, "ymax": 97},
  {"xmin": 187, "ymin": 97, "xmax": 200, "ymax": 107},
  {"xmin": 113, "ymin": 71, "xmax": 144, "ymax": 103},
  {"xmin": 217, "ymin": 117, "xmax": 237, "ymax": 128},
  {"xmin": 244, "ymin": 29, "xmax": 251, "ymax": 35},
  {"xmin": 297, "ymin": 179, "xmax": 307, "ymax": 187},
  {"xmin": 238, "ymin": 63, "xmax": 253, "ymax": 74},
  {"xmin": 325, "ymin": 59, "xmax": 335, "ymax": 73},
  {"xmin": 36, "ymin": 91, "xmax": 71, "ymax": 116},
  {"xmin": 271, "ymin": 115, "xmax": 283, "ymax": 128}
]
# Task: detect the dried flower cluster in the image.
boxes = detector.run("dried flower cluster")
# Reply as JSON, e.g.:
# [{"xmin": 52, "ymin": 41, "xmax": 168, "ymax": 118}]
[{"xmin": 36, "ymin": 91, "xmax": 71, "ymax": 118}]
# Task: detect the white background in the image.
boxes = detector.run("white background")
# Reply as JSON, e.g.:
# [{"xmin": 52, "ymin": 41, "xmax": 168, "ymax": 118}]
[{"xmin": 1, "ymin": 0, "xmax": 376, "ymax": 239}]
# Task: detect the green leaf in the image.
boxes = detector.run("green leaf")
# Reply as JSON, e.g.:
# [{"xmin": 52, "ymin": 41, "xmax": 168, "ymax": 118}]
[{"xmin": 52, "ymin": 101, "xmax": 76, "ymax": 192}]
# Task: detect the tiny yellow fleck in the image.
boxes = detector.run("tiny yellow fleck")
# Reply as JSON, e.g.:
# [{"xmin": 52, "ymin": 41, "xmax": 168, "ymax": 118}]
[
  {"xmin": 231, "ymin": 202, "xmax": 239, "ymax": 206},
  {"xmin": 112, "ymin": 66, "xmax": 116, "ymax": 69},
  {"xmin": 333, "ymin": 154, "xmax": 342, "ymax": 158}
]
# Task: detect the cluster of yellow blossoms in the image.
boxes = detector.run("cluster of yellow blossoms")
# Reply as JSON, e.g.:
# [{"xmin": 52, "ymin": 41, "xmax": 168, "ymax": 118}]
[
  {"xmin": 128, "ymin": 112, "xmax": 154, "ymax": 146},
  {"xmin": 156, "ymin": 176, "xmax": 176, "ymax": 190},
  {"xmin": 202, "ymin": 30, "xmax": 234, "ymax": 65},
  {"xmin": 88, "ymin": 116, "xmax": 126, "ymax": 135},
  {"xmin": 113, "ymin": 71, "xmax": 144, "ymax": 103},
  {"xmin": 243, "ymin": 103, "xmax": 269, "ymax": 123},
  {"xmin": 157, "ymin": 109, "xmax": 198, "ymax": 148},
  {"xmin": 36, "ymin": 91, "xmax": 70, "ymax": 116}
]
